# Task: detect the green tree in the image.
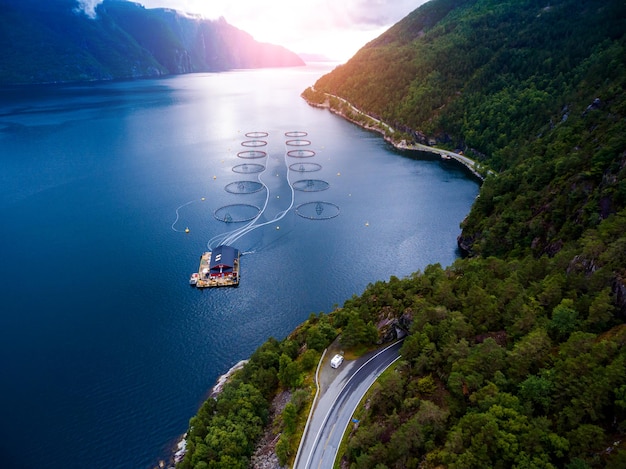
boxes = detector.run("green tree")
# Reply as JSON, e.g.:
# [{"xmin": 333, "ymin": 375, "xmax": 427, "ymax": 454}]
[
  {"xmin": 518, "ymin": 375, "xmax": 553, "ymax": 414},
  {"xmin": 275, "ymin": 434, "xmax": 290, "ymax": 466},
  {"xmin": 278, "ymin": 353, "xmax": 302, "ymax": 389},
  {"xmin": 282, "ymin": 402, "xmax": 297, "ymax": 434},
  {"xmin": 507, "ymin": 328, "xmax": 552, "ymax": 382},
  {"xmin": 586, "ymin": 288, "xmax": 614, "ymax": 330},
  {"xmin": 341, "ymin": 311, "xmax": 378, "ymax": 348},
  {"xmin": 549, "ymin": 299, "xmax": 580, "ymax": 342}
]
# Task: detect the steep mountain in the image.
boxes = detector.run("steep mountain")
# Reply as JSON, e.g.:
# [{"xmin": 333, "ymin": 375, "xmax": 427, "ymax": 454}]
[
  {"xmin": 0, "ymin": 0, "xmax": 304, "ymax": 85},
  {"xmin": 177, "ymin": 1, "xmax": 626, "ymax": 468},
  {"xmin": 309, "ymin": 0, "xmax": 626, "ymax": 259}
]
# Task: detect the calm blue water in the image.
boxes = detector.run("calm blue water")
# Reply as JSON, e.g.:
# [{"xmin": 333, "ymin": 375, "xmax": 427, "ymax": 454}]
[{"xmin": 0, "ymin": 65, "xmax": 479, "ymax": 468}]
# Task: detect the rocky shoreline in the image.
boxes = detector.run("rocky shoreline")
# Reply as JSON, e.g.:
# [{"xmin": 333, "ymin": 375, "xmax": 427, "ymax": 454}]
[
  {"xmin": 301, "ymin": 88, "xmax": 487, "ymax": 181},
  {"xmin": 163, "ymin": 360, "xmax": 250, "ymax": 468}
]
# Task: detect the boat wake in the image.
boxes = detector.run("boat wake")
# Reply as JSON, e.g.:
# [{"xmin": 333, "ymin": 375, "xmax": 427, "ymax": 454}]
[
  {"xmin": 173, "ymin": 130, "xmax": 337, "ymax": 258},
  {"xmin": 171, "ymin": 198, "xmax": 204, "ymax": 233}
]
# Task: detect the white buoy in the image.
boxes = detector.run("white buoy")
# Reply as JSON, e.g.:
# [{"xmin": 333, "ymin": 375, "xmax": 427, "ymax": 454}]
[
  {"xmin": 213, "ymin": 175, "xmax": 216, "ymax": 180},
  {"xmin": 276, "ymin": 226, "xmax": 280, "ymax": 230},
  {"xmin": 365, "ymin": 222, "xmax": 369, "ymax": 226}
]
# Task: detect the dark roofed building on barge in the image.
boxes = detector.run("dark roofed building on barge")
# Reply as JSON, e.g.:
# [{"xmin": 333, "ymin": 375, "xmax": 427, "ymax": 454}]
[{"xmin": 190, "ymin": 245, "xmax": 240, "ymax": 288}]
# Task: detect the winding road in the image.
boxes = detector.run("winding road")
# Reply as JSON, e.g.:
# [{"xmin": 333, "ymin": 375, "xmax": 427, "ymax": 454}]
[{"xmin": 294, "ymin": 340, "xmax": 404, "ymax": 469}]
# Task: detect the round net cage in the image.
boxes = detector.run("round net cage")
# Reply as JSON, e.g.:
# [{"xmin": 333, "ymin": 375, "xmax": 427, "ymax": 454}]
[
  {"xmin": 286, "ymin": 139, "xmax": 311, "ymax": 147},
  {"xmin": 285, "ymin": 131, "xmax": 308, "ymax": 137},
  {"xmin": 233, "ymin": 163, "xmax": 265, "ymax": 174},
  {"xmin": 289, "ymin": 162, "xmax": 322, "ymax": 172},
  {"xmin": 245, "ymin": 131, "xmax": 269, "ymax": 138},
  {"xmin": 214, "ymin": 204, "xmax": 261, "ymax": 223},
  {"xmin": 296, "ymin": 201, "xmax": 340, "ymax": 220},
  {"xmin": 237, "ymin": 150, "xmax": 267, "ymax": 159},
  {"xmin": 225, "ymin": 180, "xmax": 265, "ymax": 194},
  {"xmin": 287, "ymin": 149, "xmax": 316, "ymax": 158},
  {"xmin": 241, "ymin": 140, "xmax": 267, "ymax": 147},
  {"xmin": 292, "ymin": 179, "xmax": 330, "ymax": 192}
]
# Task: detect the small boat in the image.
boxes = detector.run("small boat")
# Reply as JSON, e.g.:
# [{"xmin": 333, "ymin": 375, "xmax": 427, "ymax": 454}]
[{"xmin": 189, "ymin": 272, "xmax": 199, "ymax": 285}]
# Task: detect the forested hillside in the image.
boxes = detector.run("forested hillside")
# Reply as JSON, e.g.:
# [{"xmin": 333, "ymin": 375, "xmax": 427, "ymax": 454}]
[
  {"xmin": 310, "ymin": 0, "xmax": 626, "ymax": 259},
  {"xmin": 178, "ymin": 0, "xmax": 626, "ymax": 468},
  {"xmin": 0, "ymin": 0, "xmax": 303, "ymax": 85}
]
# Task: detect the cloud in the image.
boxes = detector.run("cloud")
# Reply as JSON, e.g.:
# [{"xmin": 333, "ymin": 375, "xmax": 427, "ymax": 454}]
[
  {"xmin": 140, "ymin": 0, "xmax": 424, "ymax": 31},
  {"xmin": 71, "ymin": 0, "xmax": 428, "ymax": 59},
  {"xmin": 76, "ymin": 0, "xmax": 103, "ymax": 19},
  {"xmin": 326, "ymin": 0, "xmax": 424, "ymax": 29}
]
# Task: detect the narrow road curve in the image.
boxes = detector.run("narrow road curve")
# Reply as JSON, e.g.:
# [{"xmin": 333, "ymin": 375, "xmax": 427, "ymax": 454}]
[{"xmin": 295, "ymin": 340, "xmax": 403, "ymax": 469}]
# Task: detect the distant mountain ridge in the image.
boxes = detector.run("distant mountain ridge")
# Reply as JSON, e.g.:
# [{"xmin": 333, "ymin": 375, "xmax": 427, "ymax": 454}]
[{"xmin": 0, "ymin": 0, "xmax": 304, "ymax": 85}]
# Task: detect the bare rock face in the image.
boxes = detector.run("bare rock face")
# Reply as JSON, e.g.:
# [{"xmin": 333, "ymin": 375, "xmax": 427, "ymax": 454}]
[
  {"xmin": 457, "ymin": 233, "xmax": 476, "ymax": 257},
  {"xmin": 250, "ymin": 391, "xmax": 290, "ymax": 469},
  {"xmin": 375, "ymin": 306, "xmax": 411, "ymax": 344}
]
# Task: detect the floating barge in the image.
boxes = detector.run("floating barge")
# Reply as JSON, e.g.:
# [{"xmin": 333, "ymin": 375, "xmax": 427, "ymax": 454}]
[{"xmin": 190, "ymin": 245, "xmax": 240, "ymax": 288}]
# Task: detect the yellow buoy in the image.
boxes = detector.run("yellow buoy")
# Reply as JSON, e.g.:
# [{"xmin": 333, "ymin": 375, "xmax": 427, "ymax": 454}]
[
  {"xmin": 213, "ymin": 175, "xmax": 217, "ymax": 180},
  {"xmin": 185, "ymin": 227, "xmax": 190, "ymax": 233}
]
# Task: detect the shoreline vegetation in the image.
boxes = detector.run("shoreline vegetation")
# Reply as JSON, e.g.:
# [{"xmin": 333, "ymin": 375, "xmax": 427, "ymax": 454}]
[
  {"xmin": 163, "ymin": 360, "xmax": 250, "ymax": 469},
  {"xmin": 301, "ymin": 86, "xmax": 491, "ymax": 181}
]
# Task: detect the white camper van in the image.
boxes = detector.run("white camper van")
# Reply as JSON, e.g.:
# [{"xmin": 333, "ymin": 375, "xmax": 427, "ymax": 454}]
[{"xmin": 330, "ymin": 354, "xmax": 344, "ymax": 369}]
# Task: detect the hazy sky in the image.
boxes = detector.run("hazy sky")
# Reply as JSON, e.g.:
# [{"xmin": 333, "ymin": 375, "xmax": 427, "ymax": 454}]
[{"xmin": 81, "ymin": 0, "xmax": 427, "ymax": 61}]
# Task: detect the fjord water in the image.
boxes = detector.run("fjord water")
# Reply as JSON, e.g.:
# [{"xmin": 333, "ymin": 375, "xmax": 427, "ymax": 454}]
[{"xmin": 0, "ymin": 65, "xmax": 478, "ymax": 468}]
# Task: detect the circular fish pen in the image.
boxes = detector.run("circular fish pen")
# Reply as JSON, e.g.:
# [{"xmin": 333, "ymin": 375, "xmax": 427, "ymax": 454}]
[
  {"xmin": 232, "ymin": 163, "xmax": 265, "ymax": 174},
  {"xmin": 289, "ymin": 162, "xmax": 322, "ymax": 172},
  {"xmin": 214, "ymin": 204, "xmax": 261, "ymax": 223},
  {"xmin": 237, "ymin": 150, "xmax": 267, "ymax": 159},
  {"xmin": 241, "ymin": 140, "xmax": 267, "ymax": 147},
  {"xmin": 245, "ymin": 131, "xmax": 269, "ymax": 138},
  {"xmin": 225, "ymin": 181, "xmax": 265, "ymax": 194},
  {"xmin": 287, "ymin": 149, "xmax": 316, "ymax": 158},
  {"xmin": 292, "ymin": 179, "xmax": 330, "ymax": 192},
  {"xmin": 285, "ymin": 131, "xmax": 308, "ymax": 137},
  {"xmin": 296, "ymin": 201, "xmax": 340, "ymax": 220},
  {"xmin": 285, "ymin": 139, "xmax": 311, "ymax": 147}
]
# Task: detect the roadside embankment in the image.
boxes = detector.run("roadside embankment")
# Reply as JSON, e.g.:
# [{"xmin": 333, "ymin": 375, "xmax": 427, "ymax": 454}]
[{"xmin": 302, "ymin": 87, "xmax": 490, "ymax": 181}]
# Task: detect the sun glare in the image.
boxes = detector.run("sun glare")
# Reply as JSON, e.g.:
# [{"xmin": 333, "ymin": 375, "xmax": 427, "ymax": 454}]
[{"xmin": 140, "ymin": 0, "xmax": 392, "ymax": 62}]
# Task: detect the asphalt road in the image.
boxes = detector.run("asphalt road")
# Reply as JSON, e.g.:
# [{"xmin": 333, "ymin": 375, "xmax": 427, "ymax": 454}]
[{"xmin": 294, "ymin": 340, "xmax": 403, "ymax": 469}]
